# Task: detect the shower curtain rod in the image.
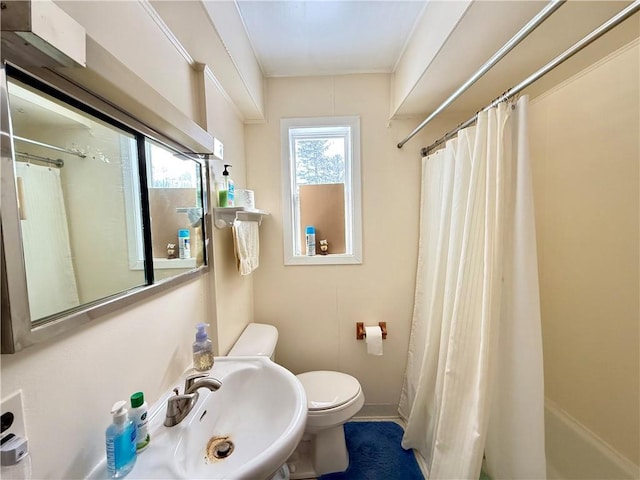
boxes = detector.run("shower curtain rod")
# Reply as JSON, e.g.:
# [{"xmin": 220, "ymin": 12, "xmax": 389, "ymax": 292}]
[
  {"xmin": 420, "ymin": 0, "xmax": 640, "ymax": 157},
  {"xmin": 16, "ymin": 151, "xmax": 64, "ymax": 167},
  {"xmin": 396, "ymin": 0, "xmax": 566, "ymax": 149},
  {"xmin": 13, "ymin": 135, "xmax": 86, "ymax": 158}
]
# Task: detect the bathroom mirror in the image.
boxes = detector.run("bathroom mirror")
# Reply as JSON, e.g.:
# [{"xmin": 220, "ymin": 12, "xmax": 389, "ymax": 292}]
[
  {"xmin": 1, "ymin": 64, "xmax": 210, "ymax": 352},
  {"xmin": 7, "ymin": 76, "xmax": 147, "ymax": 320}
]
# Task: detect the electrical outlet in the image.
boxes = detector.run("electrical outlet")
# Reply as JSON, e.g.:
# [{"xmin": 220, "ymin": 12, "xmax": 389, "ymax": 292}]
[{"xmin": 1, "ymin": 391, "xmax": 26, "ymax": 441}]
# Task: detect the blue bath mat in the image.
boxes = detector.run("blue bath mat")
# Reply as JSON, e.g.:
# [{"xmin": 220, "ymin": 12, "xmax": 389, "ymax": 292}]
[{"xmin": 319, "ymin": 421, "xmax": 424, "ymax": 480}]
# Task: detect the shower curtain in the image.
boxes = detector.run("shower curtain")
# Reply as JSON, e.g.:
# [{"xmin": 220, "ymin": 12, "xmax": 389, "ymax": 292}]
[
  {"xmin": 398, "ymin": 96, "xmax": 546, "ymax": 479},
  {"xmin": 16, "ymin": 162, "xmax": 80, "ymax": 319}
]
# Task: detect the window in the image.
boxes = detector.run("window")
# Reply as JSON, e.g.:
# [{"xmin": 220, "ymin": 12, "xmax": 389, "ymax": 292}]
[{"xmin": 281, "ymin": 116, "xmax": 362, "ymax": 265}]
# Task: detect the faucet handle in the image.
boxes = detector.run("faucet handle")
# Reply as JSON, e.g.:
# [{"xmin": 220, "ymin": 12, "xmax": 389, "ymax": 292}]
[{"xmin": 184, "ymin": 372, "xmax": 209, "ymax": 392}]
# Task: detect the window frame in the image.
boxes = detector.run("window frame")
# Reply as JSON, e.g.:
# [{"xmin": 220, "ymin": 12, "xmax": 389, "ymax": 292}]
[{"xmin": 281, "ymin": 116, "xmax": 362, "ymax": 266}]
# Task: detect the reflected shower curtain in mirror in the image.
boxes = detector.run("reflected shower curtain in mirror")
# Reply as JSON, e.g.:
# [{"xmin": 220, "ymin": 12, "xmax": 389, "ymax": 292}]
[
  {"xmin": 16, "ymin": 163, "xmax": 80, "ymax": 320},
  {"xmin": 398, "ymin": 96, "xmax": 546, "ymax": 479}
]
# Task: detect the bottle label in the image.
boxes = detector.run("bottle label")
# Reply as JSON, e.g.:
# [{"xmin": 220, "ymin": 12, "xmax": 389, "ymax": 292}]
[
  {"xmin": 179, "ymin": 237, "xmax": 190, "ymax": 259},
  {"xmin": 134, "ymin": 412, "xmax": 150, "ymax": 450},
  {"xmin": 228, "ymin": 183, "xmax": 235, "ymax": 206},
  {"xmin": 106, "ymin": 437, "xmax": 115, "ymax": 474},
  {"xmin": 306, "ymin": 233, "xmax": 316, "ymax": 256},
  {"xmin": 107, "ymin": 425, "xmax": 136, "ymax": 475}
]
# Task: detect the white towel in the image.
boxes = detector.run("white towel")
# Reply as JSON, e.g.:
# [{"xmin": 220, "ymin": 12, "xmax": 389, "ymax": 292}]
[{"xmin": 232, "ymin": 220, "xmax": 259, "ymax": 275}]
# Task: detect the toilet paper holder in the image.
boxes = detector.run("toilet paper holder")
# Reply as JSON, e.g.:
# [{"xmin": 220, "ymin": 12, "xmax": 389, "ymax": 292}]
[{"xmin": 356, "ymin": 322, "xmax": 387, "ymax": 340}]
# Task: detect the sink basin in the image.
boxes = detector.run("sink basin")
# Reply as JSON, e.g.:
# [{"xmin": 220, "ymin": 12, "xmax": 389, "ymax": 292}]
[{"xmin": 94, "ymin": 357, "xmax": 307, "ymax": 480}]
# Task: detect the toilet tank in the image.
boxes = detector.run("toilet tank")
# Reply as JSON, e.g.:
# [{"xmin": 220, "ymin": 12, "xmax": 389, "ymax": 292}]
[{"xmin": 227, "ymin": 323, "xmax": 278, "ymax": 360}]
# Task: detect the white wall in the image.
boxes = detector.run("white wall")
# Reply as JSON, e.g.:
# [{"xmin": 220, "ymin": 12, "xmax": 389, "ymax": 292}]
[
  {"xmin": 56, "ymin": 0, "xmax": 198, "ymax": 122},
  {"xmin": 201, "ymin": 66, "xmax": 254, "ymax": 356},
  {"xmin": 391, "ymin": 0, "xmax": 469, "ymax": 116},
  {"xmin": 530, "ymin": 40, "xmax": 640, "ymax": 471},
  {"xmin": 1, "ymin": 280, "xmax": 205, "ymax": 478},
  {"xmin": 246, "ymin": 74, "xmax": 429, "ymax": 415},
  {"xmin": 150, "ymin": 0, "xmax": 265, "ymax": 122}
]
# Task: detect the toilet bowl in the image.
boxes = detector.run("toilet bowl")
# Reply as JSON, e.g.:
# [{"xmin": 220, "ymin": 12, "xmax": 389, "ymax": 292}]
[{"xmin": 228, "ymin": 323, "xmax": 365, "ymax": 479}]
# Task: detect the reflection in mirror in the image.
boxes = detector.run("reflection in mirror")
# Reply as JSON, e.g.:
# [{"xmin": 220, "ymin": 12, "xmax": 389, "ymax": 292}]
[
  {"xmin": 8, "ymin": 78, "xmax": 145, "ymax": 323},
  {"xmin": 1, "ymin": 65, "xmax": 210, "ymax": 353},
  {"xmin": 145, "ymin": 140, "xmax": 205, "ymax": 281}
]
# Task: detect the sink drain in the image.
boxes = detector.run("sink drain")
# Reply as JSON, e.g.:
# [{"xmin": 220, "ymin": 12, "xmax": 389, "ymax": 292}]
[{"xmin": 205, "ymin": 435, "xmax": 234, "ymax": 462}]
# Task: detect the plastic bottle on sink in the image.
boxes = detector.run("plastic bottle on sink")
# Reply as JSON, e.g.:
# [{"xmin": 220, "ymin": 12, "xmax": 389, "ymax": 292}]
[{"xmin": 193, "ymin": 323, "xmax": 214, "ymax": 371}]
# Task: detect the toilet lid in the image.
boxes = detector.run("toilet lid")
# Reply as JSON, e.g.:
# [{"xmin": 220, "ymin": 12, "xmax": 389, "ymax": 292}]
[{"xmin": 296, "ymin": 371, "xmax": 361, "ymax": 411}]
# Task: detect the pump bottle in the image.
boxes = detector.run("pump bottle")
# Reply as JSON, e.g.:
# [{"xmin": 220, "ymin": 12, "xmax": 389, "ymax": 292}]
[
  {"xmin": 105, "ymin": 401, "xmax": 136, "ymax": 478},
  {"xmin": 193, "ymin": 323, "xmax": 214, "ymax": 371}
]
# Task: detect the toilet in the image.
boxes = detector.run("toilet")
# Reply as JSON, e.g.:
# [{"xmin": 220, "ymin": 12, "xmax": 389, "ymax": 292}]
[{"xmin": 228, "ymin": 323, "xmax": 365, "ymax": 479}]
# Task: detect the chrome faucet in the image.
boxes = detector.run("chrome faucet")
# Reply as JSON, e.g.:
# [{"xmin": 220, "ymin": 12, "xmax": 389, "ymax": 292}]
[{"xmin": 164, "ymin": 373, "xmax": 222, "ymax": 427}]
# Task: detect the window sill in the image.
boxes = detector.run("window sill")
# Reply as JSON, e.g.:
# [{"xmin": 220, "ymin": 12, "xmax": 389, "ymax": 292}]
[{"xmin": 285, "ymin": 253, "xmax": 362, "ymax": 266}]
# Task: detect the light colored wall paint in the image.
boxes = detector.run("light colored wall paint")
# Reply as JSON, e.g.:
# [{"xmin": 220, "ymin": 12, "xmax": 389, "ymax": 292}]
[
  {"xmin": 202, "ymin": 69, "xmax": 254, "ymax": 355},
  {"xmin": 246, "ymin": 74, "xmax": 429, "ymax": 412},
  {"xmin": 150, "ymin": 0, "xmax": 265, "ymax": 122},
  {"xmin": 56, "ymin": 0, "xmax": 197, "ymax": 122},
  {"xmin": 391, "ymin": 0, "xmax": 470, "ymax": 117},
  {"xmin": 530, "ymin": 40, "xmax": 640, "ymax": 466},
  {"xmin": 0, "ymin": 279, "xmax": 205, "ymax": 478},
  {"xmin": 202, "ymin": 1, "xmax": 265, "ymax": 119}
]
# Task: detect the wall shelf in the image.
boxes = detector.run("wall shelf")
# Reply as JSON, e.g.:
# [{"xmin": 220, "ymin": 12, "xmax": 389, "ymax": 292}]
[{"xmin": 214, "ymin": 207, "xmax": 270, "ymax": 229}]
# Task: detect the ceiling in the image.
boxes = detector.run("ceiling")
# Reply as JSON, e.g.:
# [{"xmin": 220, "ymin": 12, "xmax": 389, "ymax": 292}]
[
  {"xmin": 231, "ymin": 0, "xmax": 638, "ymax": 123},
  {"xmin": 235, "ymin": 0, "xmax": 427, "ymax": 77},
  {"xmin": 153, "ymin": 1, "xmax": 638, "ymax": 126}
]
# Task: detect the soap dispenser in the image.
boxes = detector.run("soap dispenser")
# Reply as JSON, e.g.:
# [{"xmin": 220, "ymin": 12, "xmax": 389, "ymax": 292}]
[
  {"xmin": 222, "ymin": 164, "xmax": 235, "ymax": 207},
  {"xmin": 193, "ymin": 323, "xmax": 214, "ymax": 371},
  {"xmin": 105, "ymin": 401, "xmax": 136, "ymax": 478}
]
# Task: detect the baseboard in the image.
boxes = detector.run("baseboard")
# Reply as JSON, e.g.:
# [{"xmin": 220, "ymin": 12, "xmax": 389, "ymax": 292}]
[
  {"xmin": 545, "ymin": 399, "xmax": 639, "ymax": 479},
  {"xmin": 354, "ymin": 403, "xmax": 399, "ymax": 419}
]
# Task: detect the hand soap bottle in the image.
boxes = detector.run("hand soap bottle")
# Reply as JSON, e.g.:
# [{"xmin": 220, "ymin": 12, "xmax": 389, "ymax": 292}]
[
  {"xmin": 193, "ymin": 323, "xmax": 214, "ymax": 371},
  {"xmin": 105, "ymin": 401, "xmax": 136, "ymax": 478},
  {"xmin": 222, "ymin": 164, "xmax": 235, "ymax": 207},
  {"xmin": 216, "ymin": 177, "xmax": 228, "ymax": 207}
]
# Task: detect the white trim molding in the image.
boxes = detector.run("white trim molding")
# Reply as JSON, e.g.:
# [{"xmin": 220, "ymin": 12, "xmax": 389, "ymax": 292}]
[{"xmin": 139, "ymin": 0, "xmax": 194, "ymax": 65}]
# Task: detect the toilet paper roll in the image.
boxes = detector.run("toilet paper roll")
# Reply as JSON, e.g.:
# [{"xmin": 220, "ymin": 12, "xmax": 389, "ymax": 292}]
[{"xmin": 365, "ymin": 326, "xmax": 383, "ymax": 356}]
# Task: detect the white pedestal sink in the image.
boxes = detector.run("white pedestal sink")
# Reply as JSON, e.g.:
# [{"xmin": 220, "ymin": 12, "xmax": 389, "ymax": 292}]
[{"xmin": 87, "ymin": 357, "xmax": 307, "ymax": 480}]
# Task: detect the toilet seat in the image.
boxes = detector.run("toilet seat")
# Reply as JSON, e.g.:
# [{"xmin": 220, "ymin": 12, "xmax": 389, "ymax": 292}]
[{"xmin": 297, "ymin": 371, "xmax": 361, "ymax": 411}]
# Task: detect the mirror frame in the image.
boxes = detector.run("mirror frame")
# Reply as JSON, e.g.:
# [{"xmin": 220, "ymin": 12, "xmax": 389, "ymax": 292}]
[{"xmin": 1, "ymin": 62, "xmax": 213, "ymax": 353}]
